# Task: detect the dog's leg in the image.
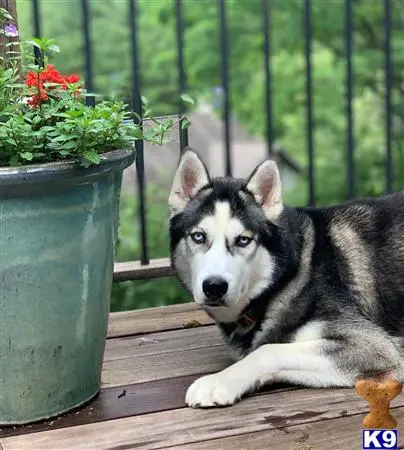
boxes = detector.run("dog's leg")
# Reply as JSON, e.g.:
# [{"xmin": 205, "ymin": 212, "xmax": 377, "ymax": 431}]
[
  {"xmin": 185, "ymin": 339, "xmax": 353, "ymax": 407},
  {"xmin": 185, "ymin": 334, "xmax": 401, "ymax": 408}
]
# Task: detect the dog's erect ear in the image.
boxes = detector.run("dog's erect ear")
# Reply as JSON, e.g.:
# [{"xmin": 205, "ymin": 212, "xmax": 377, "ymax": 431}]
[
  {"xmin": 246, "ymin": 160, "xmax": 283, "ymax": 220},
  {"xmin": 169, "ymin": 149, "xmax": 209, "ymax": 216}
]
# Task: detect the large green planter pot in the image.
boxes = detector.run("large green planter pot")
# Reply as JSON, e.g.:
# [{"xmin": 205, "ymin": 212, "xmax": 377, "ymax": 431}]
[{"xmin": 0, "ymin": 149, "xmax": 135, "ymax": 425}]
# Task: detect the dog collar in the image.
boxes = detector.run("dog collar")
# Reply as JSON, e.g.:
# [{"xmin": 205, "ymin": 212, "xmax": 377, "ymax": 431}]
[{"xmin": 233, "ymin": 311, "xmax": 257, "ymax": 334}]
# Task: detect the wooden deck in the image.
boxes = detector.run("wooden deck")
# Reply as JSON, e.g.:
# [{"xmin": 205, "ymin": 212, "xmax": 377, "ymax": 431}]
[{"xmin": 1, "ymin": 302, "xmax": 403, "ymax": 449}]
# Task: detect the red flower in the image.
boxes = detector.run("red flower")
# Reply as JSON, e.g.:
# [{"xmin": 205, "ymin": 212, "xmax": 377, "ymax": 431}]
[
  {"xmin": 64, "ymin": 74, "xmax": 81, "ymax": 84},
  {"xmin": 27, "ymin": 89, "xmax": 48, "ymax": 108},
  {"xmin": 24, "ymin": 64, "xmax": 83, "ymax": 108},
  {"xmin": 24, "ymin": 71, "xmax": 38, "ymax": 87}
]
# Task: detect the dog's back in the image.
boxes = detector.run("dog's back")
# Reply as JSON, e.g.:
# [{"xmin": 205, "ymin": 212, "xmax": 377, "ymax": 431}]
[{"xmin": 299, "ymin": 193, "xmax": 404, "ymax": 336}]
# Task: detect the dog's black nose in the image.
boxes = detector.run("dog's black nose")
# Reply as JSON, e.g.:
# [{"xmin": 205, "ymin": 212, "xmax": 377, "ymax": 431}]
[{"xmin": 202, "ymin": 277, "xmax": 228, "ymax": 301}]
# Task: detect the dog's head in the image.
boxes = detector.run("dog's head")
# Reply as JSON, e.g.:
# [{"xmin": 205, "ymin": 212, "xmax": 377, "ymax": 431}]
[{"xmin": 168, "ymin": 149, "xmax": 284, "ymax": 322}]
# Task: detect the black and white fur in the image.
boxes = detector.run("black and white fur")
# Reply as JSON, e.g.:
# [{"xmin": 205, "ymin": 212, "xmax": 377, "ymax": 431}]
[{"xmin": 169, "ymin": 149, "xmax": 404, "ymax": 408}]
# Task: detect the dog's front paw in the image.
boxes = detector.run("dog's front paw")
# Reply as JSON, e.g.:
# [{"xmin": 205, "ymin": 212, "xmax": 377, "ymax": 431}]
[{"xmin": 185, "ymin": 373, "xmax": 242, "ymax": 408}]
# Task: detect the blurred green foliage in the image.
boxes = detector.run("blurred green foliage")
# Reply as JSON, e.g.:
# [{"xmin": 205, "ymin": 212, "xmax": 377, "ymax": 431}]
[
  {"xmin": 16, "ymin": 0, "xmax": 404, "ymax": 310},
  {"xmin": 111, "ymin": 186, "xmax": 189, "ymax": 311}
]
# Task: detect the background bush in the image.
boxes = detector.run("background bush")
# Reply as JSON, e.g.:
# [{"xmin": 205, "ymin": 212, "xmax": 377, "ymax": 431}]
[{"xmin": 17, "ymin": 0, "xmax": 404, "ymax": 310}]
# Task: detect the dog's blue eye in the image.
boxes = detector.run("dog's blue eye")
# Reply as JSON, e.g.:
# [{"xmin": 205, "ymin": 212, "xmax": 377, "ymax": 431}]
[
  {"xmin": 190, "ymin": 232, "xmax": 206, "ymax": 244},
  {"xmin": 235, "ymin": 235, "xmax": 252, "ymax": 247}
]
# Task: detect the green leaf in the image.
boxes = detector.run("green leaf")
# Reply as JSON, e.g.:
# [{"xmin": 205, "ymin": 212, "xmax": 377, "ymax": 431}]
[
  {"xmin": 161, "ymin": 118, "xmax": 174, "ymax": 131},
  {"xmin": 32, "ymin": 115, "xmax": 42, "ymax": 126},
  {"xmin": 6, "ymin": 138, "xmax": 16, "ymax": 146},
  {"xmin": 129, "ymin": 127, "xmax": 145, "ymax": 139},
  {"xmin": 181, "ymin": 94, "xmax": 195, "ymax": 105},
  {"xmin": 51, "ymin": 135, "xmax": 69, "ymax": 142},
  {"xmin": 60, "ymin": 141, "xmax": 77, "ymax": 150},
  {"xmin": 0, "ymin": 8, "xmax": 13, "ymax": 20},
  {"xmin": 48, "ymin": 44, "xmax": 60, "ymax": 53},
  {"xmin": 143, "ymin": 129, "xmax": 157, "ymax": 141},
  {"xmin": 181, "ymin": 117, "xmax": 191, "ymax": 129},
  {"xmin": 82, "ymin": 150, "xmax": 101, "ymax": 165},
  {"xmin": 20, "ymin": 152, "xmax": 33, "ymax": 161},
  {"xmin": 25, "ymin": 40, "xmax": 42, "ymax": 50},
  {"xmin": 38, "ymin": 126, "xmax": 56, "ymax": 133}
]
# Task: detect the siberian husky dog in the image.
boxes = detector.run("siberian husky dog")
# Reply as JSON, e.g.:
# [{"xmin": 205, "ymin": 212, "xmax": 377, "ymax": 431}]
[{"xmin": 168, "ymin": 149, "xmax": 404, "ymax": 408}]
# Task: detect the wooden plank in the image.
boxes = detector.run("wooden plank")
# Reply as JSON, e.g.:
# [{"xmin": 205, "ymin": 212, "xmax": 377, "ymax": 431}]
[
  {"xmin": 3, "ymin": 388, "xmax": 403, "ymax": 449},
  {"xmin": 104, "ymin": 326, "xmax": 223, "ymax": 361},
  {"xmin": 105, "ymin": 320, "xmax": 228, "ymax": 387},
  {"xmin": 0, "ymin": 378, "xmax": 295, "ymax": 439},
  {"xmin": 102, "ymin": 343, "xmax": 232, "ymax": 387},
  {"xmin": 172, "ymin": 408, "xmax": 404, "ymax": 450},
  {"xmin": 113, "ymin": 258, "xmax": 174, "ymax": 282},
  {"xmin": 107, "ymin": 302, "xmax": 213, "ymax": 338},
  {"xmin": 0, "ymin": 375, "xmax": 194, "ymax": 439}
]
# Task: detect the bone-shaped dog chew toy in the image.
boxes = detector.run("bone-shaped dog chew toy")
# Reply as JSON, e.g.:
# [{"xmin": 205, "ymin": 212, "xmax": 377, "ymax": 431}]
[{"xmin": 355, "ymin": 378, "xmax": 402, "ymax": 429}]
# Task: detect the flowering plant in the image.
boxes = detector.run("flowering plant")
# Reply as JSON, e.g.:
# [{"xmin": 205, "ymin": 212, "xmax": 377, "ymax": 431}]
[
  {"xmin": 24, "ymin": 63, "xmax": 82, "ymax": 108},
  {"xmin": 0, "ymin": 10, "xmax": 190, "ymax": 168}
]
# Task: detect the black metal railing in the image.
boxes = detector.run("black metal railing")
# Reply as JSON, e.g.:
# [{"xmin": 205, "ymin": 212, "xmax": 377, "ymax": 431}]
[
  {"xmin": 175, "ymin": 0, "xmax": 188, "ymax": 152},
  {"xmin": 26, "ymin": 0, "xmax": 398, "ymax": 267},
  {"xmin": 345, "ymin": 0, "xmax": 355, "ymax": 199},
  {"xmin": 218, "ymin": 0, "xmax": 232, "ymax": 177},
  {"xmin": 80, "ymin": 0, "xmax": 93, "ymax": 95},
  {"xmin": 261, "ymin": 0, "xmax": 273, "ymax": 158},
  {"xmin": 304, "ymin": 0, "xmax": 315, "ymax": 207},
  {"xmin": 128, "ymin": 0, "xmax": 148, "ymax": 265},
  {"xmin": 384, "ymin": 0, "xmax": 393, "ymax": 194}
]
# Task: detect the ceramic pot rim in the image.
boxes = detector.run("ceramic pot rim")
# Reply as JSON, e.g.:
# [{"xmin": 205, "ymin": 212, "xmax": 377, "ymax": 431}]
[{"xmin": 0, "ymin": 148, "xmax": 136, "ymax": 186}]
